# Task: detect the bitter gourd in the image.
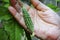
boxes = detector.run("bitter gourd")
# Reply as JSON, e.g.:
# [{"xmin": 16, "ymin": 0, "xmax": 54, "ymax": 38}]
[{"xmin": 22, "ymin": 6, "xmax": 34, "ymax": 32}]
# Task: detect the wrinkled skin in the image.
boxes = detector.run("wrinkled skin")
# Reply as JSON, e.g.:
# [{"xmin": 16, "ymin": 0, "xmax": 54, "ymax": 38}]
[{"xmin": 9, "ymin": 0, "xmax": 60, "ymax": 40}]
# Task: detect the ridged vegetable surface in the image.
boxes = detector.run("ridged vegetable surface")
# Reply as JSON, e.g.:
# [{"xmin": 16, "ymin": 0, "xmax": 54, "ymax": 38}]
[{"xmin": 22, "ymin": 6, "xmax": 34, "ymax": 32}]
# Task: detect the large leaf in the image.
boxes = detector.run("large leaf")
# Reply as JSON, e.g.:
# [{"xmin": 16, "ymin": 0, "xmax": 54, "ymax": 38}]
[
  {"xmin": 0, "ymin": 0, "xmax": 27, "ymax": 40},
  {"xmin": 2, "ymin": 19, "xmax": 26, "ymax": 40}
]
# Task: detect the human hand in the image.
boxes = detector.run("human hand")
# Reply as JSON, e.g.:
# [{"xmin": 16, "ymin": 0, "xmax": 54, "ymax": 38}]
[{"xmin": 8, "ymin": 0, "xmax": 60, "ymax": 40}]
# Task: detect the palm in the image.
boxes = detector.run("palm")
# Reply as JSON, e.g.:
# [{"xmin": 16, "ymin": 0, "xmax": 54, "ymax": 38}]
[{"xmin": 27, "ymin": 7, "xmax": 60, "ymax": 40}]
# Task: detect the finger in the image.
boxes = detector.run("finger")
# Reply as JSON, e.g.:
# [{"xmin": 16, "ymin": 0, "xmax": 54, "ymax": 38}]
[
  {"xmin": 10, "ymin": 0, "xmax": 21, "ymax": 13},
  {"xmin": 31, "ymin": 0, "xmax": 51, "ymax": 11},
  {"xmin": 8, "ymin": 6, "xmax": 17, "ymax": 16},
  {"xmin": 8, "ymin": 6, "xmax": 27, "ymax": 29}
]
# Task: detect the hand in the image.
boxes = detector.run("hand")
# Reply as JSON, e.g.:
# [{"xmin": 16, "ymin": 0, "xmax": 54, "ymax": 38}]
[{"xmin": 8, "ymin": 0, "xmax": 60, "ymax": 40}]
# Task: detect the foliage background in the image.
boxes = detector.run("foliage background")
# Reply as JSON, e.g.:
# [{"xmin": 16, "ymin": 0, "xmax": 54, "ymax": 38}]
[{"xmin": 0, "ymin": 0, "xmax": 60, "ymax": 40}]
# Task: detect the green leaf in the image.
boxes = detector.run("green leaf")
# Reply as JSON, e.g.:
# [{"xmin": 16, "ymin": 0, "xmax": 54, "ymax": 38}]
[
  {"xmin": 47, "ymin": 4, "xmax": 60, "ymax": 12},
  {"xmin": 0, "ymin": 4, "xmax": 27, "ymax": 40},
  {"xmin": 3, "ymin": 0, "xmax": 9, "ymax": 3},
  {"xmin": 56, "ymin": 0, "xmax": 60, "ymax": 2},
  {"xmin": 0, "ymin": 28, "xmax": 8, "ymax": 40},
  {"xmin": 2, "ymin": 19, "xmax": 27, "ymax": 40},
  {"xmin": 15, "ymin": 22, "xmax": 25, "ymax": 40},
  {"xmin": 0, "ymin": 6, "xmax": 12, "ymax": 20}
]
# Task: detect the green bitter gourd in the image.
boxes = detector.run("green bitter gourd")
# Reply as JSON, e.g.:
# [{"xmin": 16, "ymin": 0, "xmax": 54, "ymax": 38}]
[{"xmin": 22, "ymin": 6, "xmax": 34, "ymax": 32}]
